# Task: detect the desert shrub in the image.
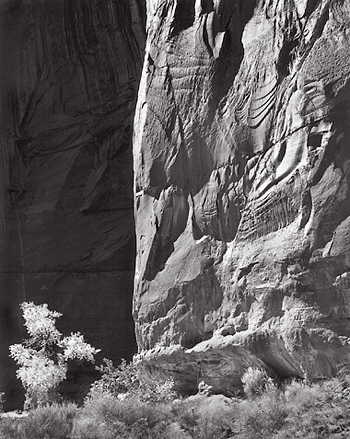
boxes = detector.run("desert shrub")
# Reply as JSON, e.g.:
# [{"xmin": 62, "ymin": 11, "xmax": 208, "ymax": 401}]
[
  {"xmin": 71, "ymin": 413, "xmax": 119, "ymax": 439},
  {"xmin": 73, "ymin": 393, "xmax": 171, "ymax": 439},
  {"xmin": 89, "ymin": 394, "xmax": 168, "ymax": 427},
  {"xmin": 171, "ymin": 400, "xmax": 200, "ymax": 433},
  {"xmin": 22, "ymin": 402, "xmax": 77, "ymax": 439},
  {"xmin": 89, "ymin": 358, "xmax": 140, "ymax": 397},
  {"xmin": 140, "ymin": 374, "xmax": 177, "ymax": 404},
  {"xmin": 80, "ymin": 358, "xmax": 179, "ymax": 439},
  {"xmin": 241, "ymin": 366, "xmax": 273, "ymax": 398},
  {"xmin": 193, "ymin": 414, "xmax": 233, "ymax": 439},
  {"xmin": 0, "ymin": 403, "xmax": 77, "ymax": 439},
  {"xmin": 0, "ymin": 418, "xmax": 22, "ymax": 439},
  {"xmin": 229, "ymin": 375, "xmax": 350, "ymax": 438},
  {"xmin": 277, "ymin": 377, "xmax": 350, "ymax": 438},
  {"xmin": 161, "ymin": 422, "xmax": 191, "ymax": 439},
  {"xmin": 284, "ymin": 380, "xmax": 321, "ymax": 409},
  {"xmin": 88, "ymin": 358, "xmax": 177, "ymax": 404},
  {"xmin": 234, "ymin": 385, "xmax": 288, "ymax": 439},
  {"xmin": 170, "ymin": 397, "xmax": 234, "ymax": 439},
  {"xmin": 336, "ymin": 362, "xmax": 350, "ymax": 389},
  {"xmin": 9, "ymin": 302, "xmax": 100, "ymax": 409}
]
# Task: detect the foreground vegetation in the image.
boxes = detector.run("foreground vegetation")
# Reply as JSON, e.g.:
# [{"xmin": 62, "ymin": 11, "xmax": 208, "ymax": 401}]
[
  {"xmin": 3, "ymin": 302, "xmax": 350, "ymax": 438},
  {"xmin": 1, "ymin": 366, "xmax": 350, "ymax": 438}
]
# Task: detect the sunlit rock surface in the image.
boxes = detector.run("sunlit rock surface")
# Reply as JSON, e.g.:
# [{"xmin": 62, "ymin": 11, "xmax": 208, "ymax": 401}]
[
  {"xmin": 0, "ymin": 0, "xmax": 145, "ymax": 408},
  {"xmin": 133, "ymin": 0, "xmax": 350, "ymax": 394}
]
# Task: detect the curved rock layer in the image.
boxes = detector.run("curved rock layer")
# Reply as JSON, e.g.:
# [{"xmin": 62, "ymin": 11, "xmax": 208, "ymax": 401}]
[
  {"xmin": 134, "ymin": 0, "xmax": 350, "ymax": 393},
  {"xmin": 0, "ymin": 0, "xmax": 145, "ymax": 407}
]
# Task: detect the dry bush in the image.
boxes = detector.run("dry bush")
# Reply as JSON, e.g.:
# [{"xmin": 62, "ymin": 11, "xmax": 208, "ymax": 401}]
[
  {"xmin": 0, "ymin": 403, "xmax": 77, "ymax": 439},
  {"xmin": 73, "ymin": 393, "xmax": 171, "ymax": 439},
  {"xmin": 234, "ymin": 385, "xmax": 288, "ymax": 439},
  {"xmin": 0, "ymin": 417, "xmax": 22, "ymax": 439},
  {"xmin": 71, "ymin": 414, "xmax": 116, "ymax": 439},
  {"xmin": 241, "ymin": 367, "xmax": 273, "ymax": 398},
  {"xmin": 88, "ymin": 358, "xmax": 177, "ymax": 404},
  {"xmin": 277, "ymin": 377, "xmax": 350, "ymax": 438},
  {"xmin": 170, "ymin": 397, "xmax": 234, "ymax": 439}
]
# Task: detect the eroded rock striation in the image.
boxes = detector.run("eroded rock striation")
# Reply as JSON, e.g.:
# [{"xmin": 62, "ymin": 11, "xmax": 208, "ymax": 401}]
[
  {"xmin": 134, "ymin": 0, "xmax": 350, "ymax": 393},
  {"xmin": 0, "ymin": 0, "xmax": 145, "ymax": 407}
]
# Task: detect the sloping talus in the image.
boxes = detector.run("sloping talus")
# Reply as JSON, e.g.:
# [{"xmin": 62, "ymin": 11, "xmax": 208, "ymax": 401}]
[
  {"xmin": 0, "ymin": 0, "xmax": 145, "ymax": 408},
  {"xmin": 133, "ymin": 0, "xmax": 350, "ymax": 394}
]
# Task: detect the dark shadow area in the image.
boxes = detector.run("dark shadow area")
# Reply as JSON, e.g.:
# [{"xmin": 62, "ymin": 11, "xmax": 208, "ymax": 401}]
[
  {"xmin": 210, "ymin": 0, "xmax": 257, "ymax": 115},
  {"xmin": 171, "ymin": 0, "xmax": 196, "ymax": 37},
  {"xmin": 0, "ymin": 0, "xmax": 146, "ymax": 409}
]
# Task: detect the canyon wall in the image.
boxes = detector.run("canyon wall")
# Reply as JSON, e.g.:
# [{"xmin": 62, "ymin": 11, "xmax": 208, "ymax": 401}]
[
  {"xmin": 133, "ymin": 0, "xmax": 350, "ymax": 394},
  {"xmin": 0, "ymin": 0, "xmax": 145, "ymax": 407}
]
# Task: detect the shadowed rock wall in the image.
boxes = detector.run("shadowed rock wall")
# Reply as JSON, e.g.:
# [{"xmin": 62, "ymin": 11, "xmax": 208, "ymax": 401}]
[
  {"xmin": 133, "ymin": 0, "xmax": 350, "ymax": 394},
  {"xmin": 0, "ymin": 0, "xmax": 145, "ymax": 408}
]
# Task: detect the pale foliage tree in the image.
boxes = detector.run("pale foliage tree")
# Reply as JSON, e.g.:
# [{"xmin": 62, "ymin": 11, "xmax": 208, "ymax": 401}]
[{"xmin": 9, "ymin": 302, "xmax": 100, "ymax": 409}]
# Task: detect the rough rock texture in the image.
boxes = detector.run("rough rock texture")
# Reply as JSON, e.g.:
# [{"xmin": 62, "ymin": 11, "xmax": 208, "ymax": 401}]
[
  {"xmin": 134, "ymin": 0, "xmax": 350, "ymax": 394},
  {"xmin": 0, "ymin": 0, "xmax": 145, "ymax": 408}
]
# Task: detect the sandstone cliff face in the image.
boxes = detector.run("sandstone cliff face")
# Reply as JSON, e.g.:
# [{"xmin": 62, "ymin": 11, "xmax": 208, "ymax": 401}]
[
  {"xmin": 134, "ymin": 0, "xmax": 350, "ymax": 393},
  {"xmin": 0, "ymin": 0, "xmax": 145, "ymax": 407}
]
